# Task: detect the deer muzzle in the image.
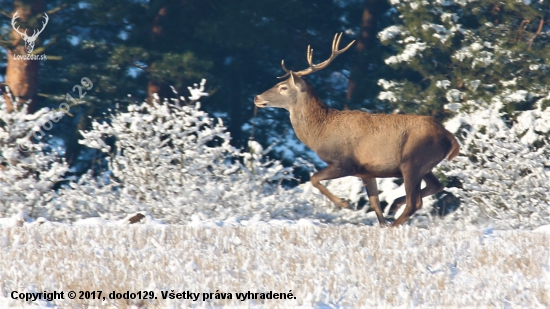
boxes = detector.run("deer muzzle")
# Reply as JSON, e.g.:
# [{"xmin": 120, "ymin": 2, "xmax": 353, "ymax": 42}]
[{"xmin": 254, "ymin": 96, "xmax": 268, "ymax": 108}]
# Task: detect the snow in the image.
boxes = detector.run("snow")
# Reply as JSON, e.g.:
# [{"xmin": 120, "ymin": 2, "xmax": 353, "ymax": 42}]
[
  {"xmin": 534, "ymin": 224, "xmax": 550, "ymax": 233},
  {"xmin": 378, "ymin": 25, "xmax": 405, "ymax": 42},
  {"xmin": 445, "ymin": 89, "xmax": 463, "ymax": 103},
  {"xmin": 377, "ymin": 79, "xmax": 403, "ymax": 102},
  {"xmin": 441, "ymin": 12, "xmax": 459, "ymax": 23},
  {"xmin": 385, "ymin": 42, "xmax": 428, "ymax": 64},
  {"xmin": 377, "ymin": 79, "xmax": 401, "ymax": 90},
  {"xmin": 436, "ymin": 80, "xmax": 451, "ymax": 89},
  {"xmin": 503, "ymin": 89, "xmax": 528, "ymax": 103},
  {"xmin": 440, "ymin": 104, "xmax": 550, "ymax": 229},
  {"xmin": 501, "ymin": 77, "xmax": 518, "ymax": 87},
  {"xmin": 377, "ymin": 91, "xmax": 398, "ymax": 102},
  {"xmin": 444, "ymin": 102, "xmax": 462, "ymax": 112},
  {"xmin": 422, "ymin": 23, "xmax": 452, "ymax": 43},
  {"xmin": 0, "ymin": 218, "xmax": 548, "ymax": 307},
  {"xmin": 187, "ymin": 78, "xmax": 208, "ymax": 101}
]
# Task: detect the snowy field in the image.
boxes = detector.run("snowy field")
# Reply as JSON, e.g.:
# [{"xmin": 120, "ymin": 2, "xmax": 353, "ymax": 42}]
[{"xmin": 0, "ymin": 217, "xmax": 549, "ymax": 308}]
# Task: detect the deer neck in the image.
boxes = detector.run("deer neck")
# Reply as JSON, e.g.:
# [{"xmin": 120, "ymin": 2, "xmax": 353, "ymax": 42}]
[{"xmin": 289, "ymin": 93, "xmax": 333, "ymax": 149}]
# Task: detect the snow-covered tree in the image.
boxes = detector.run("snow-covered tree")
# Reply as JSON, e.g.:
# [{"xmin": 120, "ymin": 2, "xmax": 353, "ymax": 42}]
[
  {"xmin": 378, "ymin": 0, "xmax": 550, "ymax": 119},
  {"xmin": 4, "ymin": 77, "xmax": 549, "ymax": 229},
  {"xmin": 47, "ymin": 80, "xmax": 298, "ymax": 222}
]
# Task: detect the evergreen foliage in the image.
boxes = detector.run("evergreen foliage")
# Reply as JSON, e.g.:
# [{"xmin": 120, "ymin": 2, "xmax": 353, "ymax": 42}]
[
  {"xmin": 1, "ymin": 0, "xmax": 361, "ymax": 165},
  {"xmin": 378, "ymin": 0, "xmax": 550, "ymax": 119}
]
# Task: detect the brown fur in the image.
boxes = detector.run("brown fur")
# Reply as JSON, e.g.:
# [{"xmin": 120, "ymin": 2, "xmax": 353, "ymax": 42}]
[{"xmin": 255, "ymin": 73, "xmax": 460, "ymax": 227}]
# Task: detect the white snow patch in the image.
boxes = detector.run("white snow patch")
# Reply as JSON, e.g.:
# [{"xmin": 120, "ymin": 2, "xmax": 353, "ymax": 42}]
[
  {"xmin": 385, "ymin": 42, "xmax": 428, "ymax": 64},
  {"xmin": 379, "ymin": 26, "xmax": 405, "ymax": 41}
]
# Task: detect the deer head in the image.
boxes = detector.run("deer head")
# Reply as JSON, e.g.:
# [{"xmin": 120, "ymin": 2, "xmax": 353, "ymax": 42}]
[
  {"xmin": 254, "ymin": 33, "xmax": 354, "ymax": 110},
  {"xmin": 11, "ymin": 10, "xmax": 49, "ymax": 54}
]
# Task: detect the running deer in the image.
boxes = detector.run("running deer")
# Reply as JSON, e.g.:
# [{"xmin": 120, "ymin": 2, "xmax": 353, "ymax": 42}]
[{"xmin": 253, "ymin": 33, "xmax": 460, "ymax": 226}]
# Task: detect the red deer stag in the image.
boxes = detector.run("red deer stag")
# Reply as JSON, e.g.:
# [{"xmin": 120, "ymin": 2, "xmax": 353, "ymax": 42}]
[{"xmin": 253, "ymin": 33, "xmax": 460, "ymax": 226}]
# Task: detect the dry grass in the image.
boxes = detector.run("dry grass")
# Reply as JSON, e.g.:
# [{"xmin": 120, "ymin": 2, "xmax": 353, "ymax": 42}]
[{"xmin": 0, "ymin": 224, "xmax": 548, "ymax": 308}]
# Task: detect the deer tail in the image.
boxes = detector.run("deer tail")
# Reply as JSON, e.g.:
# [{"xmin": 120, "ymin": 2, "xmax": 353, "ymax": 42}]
[{"xmin": 446, "ymin": 131, "xmax": 460, "ymax": 161}]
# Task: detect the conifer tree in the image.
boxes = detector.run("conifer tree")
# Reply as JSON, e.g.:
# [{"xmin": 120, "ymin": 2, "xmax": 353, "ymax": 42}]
[{"xmin": 378, "ymin": 0, "xmax": 550, "ymax": 120}]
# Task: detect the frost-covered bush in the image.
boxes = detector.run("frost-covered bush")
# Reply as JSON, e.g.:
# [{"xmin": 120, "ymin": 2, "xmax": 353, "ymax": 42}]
[
  {"xmin": 49, "ymin": 81, "xmax": 373, "ymax": 224},
  {"xmin": 0, "ymin": 81, "xmax": 383, "ymax": 224},
  {"xmin": 57, "ymin": 85, "xmax": 292, "ymax": 221},
  {"xmin": 439, "ymin": 102, "xmax": 550, "ymax": 229},
  {"xmin": 0, "ymin": 96, "xmax": 69, "ymax": 218}
]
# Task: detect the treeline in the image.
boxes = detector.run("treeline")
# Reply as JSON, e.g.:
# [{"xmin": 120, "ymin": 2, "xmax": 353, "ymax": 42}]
[{"xmin": 1, "ymin": 0, "xmax": 549, "ymax": 174}]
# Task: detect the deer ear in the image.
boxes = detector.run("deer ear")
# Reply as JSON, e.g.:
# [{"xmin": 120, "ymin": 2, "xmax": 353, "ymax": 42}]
[{"xmin": 289, "ymin": 72, "xmax": 307, "ymax": 92}]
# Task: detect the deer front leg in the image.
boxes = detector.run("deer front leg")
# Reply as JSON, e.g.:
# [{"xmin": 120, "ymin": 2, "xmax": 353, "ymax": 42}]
[
  {"xmin": 310, "ymin": 164, "xmax": 350, "ymax": 208},
  {"xmin": 362, "ymin": 177, "xmax": 386, "ymax": 226}
]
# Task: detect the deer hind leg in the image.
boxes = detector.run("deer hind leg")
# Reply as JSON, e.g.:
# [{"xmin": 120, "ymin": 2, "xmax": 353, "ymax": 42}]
[
  {"xmin": 387, "ymin": 171, "xmax": 444, "ymax": 219},
  {"xmin": 310, "ymin": 164, "xmax": 351, "ymax": 208},
  {"xmin": 391, "ymin": 178, "xmax": 422, "ymax": 226},
  {"xmin": 362, "ymin": 177, "xmax": 386, "ymax": 226},
  {"xmin": 390, "ymin": 163, "xmax": 426, "ymax": 226}
]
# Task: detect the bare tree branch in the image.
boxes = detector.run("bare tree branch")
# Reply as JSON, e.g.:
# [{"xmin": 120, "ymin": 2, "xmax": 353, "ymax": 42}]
[
  {"xmin": 45, "ymin": 4, "xmax": 68, "ymax": 16},
  {"xmin": 30, "ymin": 34, "xmax": 59, "ymax": 55},
  {"xmin": 0, "ymin": 10, "xmax": 11, "ymax": 18}
]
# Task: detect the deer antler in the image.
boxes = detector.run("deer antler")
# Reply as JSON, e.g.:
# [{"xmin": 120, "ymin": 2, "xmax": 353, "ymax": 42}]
[
  {"xmin": 11, "ymin": 10, "xmax": 28, "ymax": 38},
  {"xmin": 278, "ymin": 32, "xmax": 355, "ymax": 79}
]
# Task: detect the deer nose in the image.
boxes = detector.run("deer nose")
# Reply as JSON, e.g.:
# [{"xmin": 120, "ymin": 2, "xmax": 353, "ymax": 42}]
[{"xmin": 254, "ymin": 96, "xmax": 259, "ymax": 103}]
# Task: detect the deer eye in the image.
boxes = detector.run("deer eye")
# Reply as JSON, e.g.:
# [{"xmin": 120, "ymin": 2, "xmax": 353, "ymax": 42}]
[{"xmin": 280, "ymin": 86, "xmax": 288, "ymax": 91}]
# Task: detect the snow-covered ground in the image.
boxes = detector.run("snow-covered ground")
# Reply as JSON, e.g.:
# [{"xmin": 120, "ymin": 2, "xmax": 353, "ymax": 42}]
[{"xmin": 0, "ymin": 216, "xmax": 549, "ymax": 308}]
